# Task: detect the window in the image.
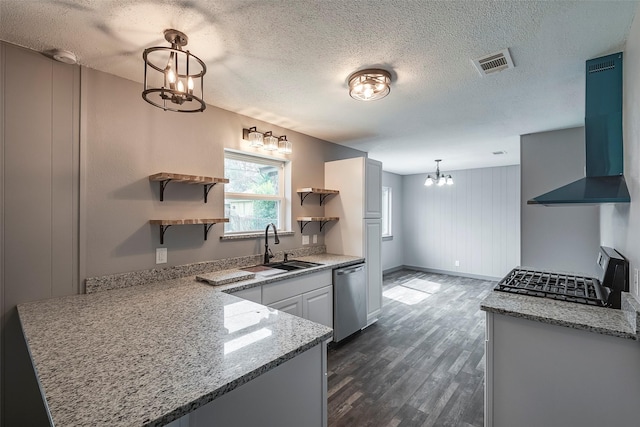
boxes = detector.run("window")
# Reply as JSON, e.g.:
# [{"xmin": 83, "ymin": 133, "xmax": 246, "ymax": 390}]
[
  {"xmin": 224, "ymin": 151, "xmax": 287, "ymax": 234},
  {"xmin": 382, "ymin": 186, "xmax": 392, "ymax": 238}
]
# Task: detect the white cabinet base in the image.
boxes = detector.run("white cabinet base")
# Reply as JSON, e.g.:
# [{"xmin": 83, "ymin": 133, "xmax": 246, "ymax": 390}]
[
  {"xmin": 174, "ymin": 344, "xmax": 327, "ymax": 427},
  {"xmin": 485, "ymin": 312, "xmax": 640, "ymax": 427}
]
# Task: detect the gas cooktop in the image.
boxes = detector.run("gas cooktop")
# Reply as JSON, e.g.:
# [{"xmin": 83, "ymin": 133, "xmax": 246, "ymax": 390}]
[{"xmin": 495, "ymin": 246, "xmax": 628, "ymax": 308}]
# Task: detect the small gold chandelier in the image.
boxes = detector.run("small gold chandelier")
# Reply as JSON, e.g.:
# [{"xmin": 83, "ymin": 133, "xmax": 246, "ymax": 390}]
[{"xmin": 142, "ymin": 29, "xmax": 207, "ymax": 113}]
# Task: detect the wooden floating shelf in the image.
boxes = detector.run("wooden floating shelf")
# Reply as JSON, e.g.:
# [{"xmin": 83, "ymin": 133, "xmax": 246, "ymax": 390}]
[
  {"xmin": 296, "ymin": 216, "xmax": 339, "ymax": 233},
  {"xmin": 150, "ymin": 218, "xmax": 229, "ymax": 244},
  {"xmin": 296, "ymin": 188, "xmax": 339, "ymax": 206},
  {"xmin": 149, "ymin": 172, "xmax": 229, "ymax": 203}
]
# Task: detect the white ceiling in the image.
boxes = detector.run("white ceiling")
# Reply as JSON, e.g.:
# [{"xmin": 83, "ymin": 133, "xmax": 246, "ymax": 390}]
[{"xmin": 1, "ymin": 0, "xmax": 638, "ymax": 175}]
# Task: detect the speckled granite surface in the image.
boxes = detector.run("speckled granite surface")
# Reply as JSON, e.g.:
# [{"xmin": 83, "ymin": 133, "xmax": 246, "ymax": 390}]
[
  {"xmin": 481, "ymin": 291, "xmax": 639, "ymax": 340},
  {"xmin": 18, "ymin": 277, "xmax": 333, "ymax": 427},
  {"xmin": 85, "ymin": 245, "xmax": 327, "ymax": 293},
  {"xmin": 19, "ymin": 252, "xmax": 363, "ymax": 426},
  {"xmin": 196, "ymin": 269, "xmax": 255, "ymax": 286}
]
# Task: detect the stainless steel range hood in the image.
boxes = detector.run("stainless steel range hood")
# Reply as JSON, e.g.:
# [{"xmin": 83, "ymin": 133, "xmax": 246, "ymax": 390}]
[{"xmin": 528, "ymin": 52, "xmax": 630, "ymax": 206}]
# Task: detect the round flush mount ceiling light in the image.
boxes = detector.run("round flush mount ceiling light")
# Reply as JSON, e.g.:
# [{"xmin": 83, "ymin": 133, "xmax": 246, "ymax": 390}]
[{"xmin": 348, "ymin": 68, "xmax": 392, "ymax": 101}]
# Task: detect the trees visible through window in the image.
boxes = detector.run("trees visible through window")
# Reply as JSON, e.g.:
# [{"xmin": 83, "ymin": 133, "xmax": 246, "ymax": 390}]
[
  {"xmin": 382, "ymin": 186, "xmax": 392, "ymax": 237},
  {"xmin": 224, "ymin": 151, "xmax": 286, "ymax": 233}
]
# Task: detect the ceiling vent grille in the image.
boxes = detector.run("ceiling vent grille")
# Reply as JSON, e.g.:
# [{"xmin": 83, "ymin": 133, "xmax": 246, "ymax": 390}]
[{"xmin": 472, "ymin": 48, "xmax": 515, "ymax": 76}]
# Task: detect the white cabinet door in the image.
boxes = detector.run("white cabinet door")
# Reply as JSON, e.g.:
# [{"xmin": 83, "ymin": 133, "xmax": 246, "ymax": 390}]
[
  {"xmin": 364, "ymin": 219, "xmax": 382, "ymax": 325},
  {"xmin": 231, "ymin": 286, "xmax": 261, "ymax": 304},
  {"xmin": 268, "ymin": 295, "xmax": 303, "ymax": 318},
  {"xmin": 302, "ymin": 285, "xmax": 333, "ymax": 328},
  {"xmin": 364, "ymin": 158, "xmax": 382, "ymax": 218}
]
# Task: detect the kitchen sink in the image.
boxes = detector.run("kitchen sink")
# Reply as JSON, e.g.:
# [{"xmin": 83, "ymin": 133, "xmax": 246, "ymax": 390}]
[{"xmin": 241, "ymin": 260, "xmax": 323, "ymax": 276}]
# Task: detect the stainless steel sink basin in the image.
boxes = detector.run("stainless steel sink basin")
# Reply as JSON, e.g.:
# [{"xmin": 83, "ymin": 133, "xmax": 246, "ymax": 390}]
[{"xmin": 240, "ymin": 260, "xmax": 322, "ymax": 276}]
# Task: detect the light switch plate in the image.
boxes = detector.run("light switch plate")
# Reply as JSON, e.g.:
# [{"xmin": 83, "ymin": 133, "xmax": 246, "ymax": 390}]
[
  {"xmin": 156, "ymin": 248, "xmax": 167, "ymax": 264},
  {"xmin": 313, "ymin": 234, "xmax": 318, "ymax": 244},
  {"xmin": 302, "ymin": 235, "xmax": 310, "ymax": 245}
]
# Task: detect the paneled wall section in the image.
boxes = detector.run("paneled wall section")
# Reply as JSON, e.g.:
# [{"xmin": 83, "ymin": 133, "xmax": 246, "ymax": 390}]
[{"xmin": 402, "ymin": 165, "xmax": 520, "ymax": 279}]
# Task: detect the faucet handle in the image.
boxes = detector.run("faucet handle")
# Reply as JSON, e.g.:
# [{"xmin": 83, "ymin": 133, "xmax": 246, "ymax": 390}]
[
  {"xmin": 284, "ymin": 253, "xmax": 290, "ymax": 262},
  {"xmin": 268, "ymin": 248, "xmax": 274, "ymax": 260}
]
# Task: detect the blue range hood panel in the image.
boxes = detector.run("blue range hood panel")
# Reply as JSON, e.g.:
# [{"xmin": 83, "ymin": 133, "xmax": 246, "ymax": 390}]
[
  {"xmin": 529, "ymin": 52, "xmax": 630, "ymax": 206},
  {"xmin": 527, "ymin": 176, "xmax": 630, "ymax": 206}
]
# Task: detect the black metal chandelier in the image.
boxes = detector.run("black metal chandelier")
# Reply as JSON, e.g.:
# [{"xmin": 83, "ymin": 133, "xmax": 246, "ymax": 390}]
[
  {"xmin": 142, "ymin": 29, "xmax": 207, "ymax": 113},
  {"xmin": 424, "ymin": 159, "xmax": 454, "ymax": 187}
]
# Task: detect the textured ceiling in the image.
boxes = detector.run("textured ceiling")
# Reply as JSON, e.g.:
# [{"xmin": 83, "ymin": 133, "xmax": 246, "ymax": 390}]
[{"xmin": 1, "ymin": 0, "xmax": 638, "ymax": 175}]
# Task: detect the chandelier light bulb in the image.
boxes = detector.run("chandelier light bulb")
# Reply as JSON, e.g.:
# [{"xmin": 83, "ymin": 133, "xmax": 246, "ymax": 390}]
[
  {"xmin": 177, "ymin": 80, "xmax": 185, "ymax": 93},
  {"xmin": 424, "ymin": 176, "xmax": 434, "ymax": 186},
  {"xmin": 447, "ymin": 176, "xmax": 454, "ymax": 185},
  {"xmin": 187, "ymin": 76, "xmax": 194, "ymax": 93}
]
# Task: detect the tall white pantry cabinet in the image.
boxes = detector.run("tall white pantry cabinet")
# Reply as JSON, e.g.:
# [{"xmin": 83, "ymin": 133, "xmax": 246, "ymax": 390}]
[{"xmin": 325, "ymin": 157, "xmax": 383, "ymax": 326}]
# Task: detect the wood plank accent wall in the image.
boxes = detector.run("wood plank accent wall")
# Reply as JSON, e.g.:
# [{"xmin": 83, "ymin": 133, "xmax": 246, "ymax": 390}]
[
  {"xmin": 402, "ymin": 165, "xmax": 520, "ymax": 279},
  {"xmin": 1, "ymin": 42, "xmax": 80, "ymax": 426}
]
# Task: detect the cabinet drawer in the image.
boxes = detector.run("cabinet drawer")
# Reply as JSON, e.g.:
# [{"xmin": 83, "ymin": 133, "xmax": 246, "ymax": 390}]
[{"xmin": 263, "ymin": 270, "xmax": 332, "ymax": 305}]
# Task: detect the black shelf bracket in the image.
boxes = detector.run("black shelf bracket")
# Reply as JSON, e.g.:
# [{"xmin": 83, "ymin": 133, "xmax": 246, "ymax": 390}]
[
  {"xmin": 204, "ymin": 223, "xmax": 215, "ymax": 240},
  {"xmin": 298, "ymin": 220, "xmax": 311, "ymax": 233},
  {"xmin": 203, "ymin": 183, "xmax": 217, "ymax": 203},
  {"xmin": 319, "ymin": 194, "xmax": 331, "ymax": 206},
  {"xmin": 319, "ymin": 220, "xmax": 331, "ymax": 232},
  {"xmin": 159, "ymin": 224, "xmax": 172, "ymax": 245},
  {"xmin": 159, "ymin": 179, "xmax": 172, "ymax": 202},
  {"xmin": 299, "ymin": 192, "xmax": 312, "ymax": 206}
]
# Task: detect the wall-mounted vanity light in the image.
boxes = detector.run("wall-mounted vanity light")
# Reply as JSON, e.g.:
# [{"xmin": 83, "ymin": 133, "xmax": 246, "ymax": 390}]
[{"xmin": 242, "ymin": 127, "xmax": 292, "ymax": 155}]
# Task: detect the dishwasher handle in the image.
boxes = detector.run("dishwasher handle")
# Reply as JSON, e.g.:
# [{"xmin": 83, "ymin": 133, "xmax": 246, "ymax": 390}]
[{"xmin": 336, "ymin": 264, "xmax": 365, "ymax": 275}]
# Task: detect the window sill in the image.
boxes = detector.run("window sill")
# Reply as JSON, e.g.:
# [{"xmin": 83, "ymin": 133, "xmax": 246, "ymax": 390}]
[
  {"xmin": 220, "ymin": 231, "xmax": 295, "ymax": 241},
  {"xmin": 382, "ymin": 235, "xmax": 393, "ymax": 241}
]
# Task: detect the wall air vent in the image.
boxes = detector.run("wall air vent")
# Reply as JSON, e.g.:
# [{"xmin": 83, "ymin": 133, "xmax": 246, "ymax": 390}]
[
  {"xmin": 492, "ymin": 150, "xmax": 507, "ymax": 155},
  {"xmin": 472, "ymin": 48, "xmax": 515, "ymax": 76}
]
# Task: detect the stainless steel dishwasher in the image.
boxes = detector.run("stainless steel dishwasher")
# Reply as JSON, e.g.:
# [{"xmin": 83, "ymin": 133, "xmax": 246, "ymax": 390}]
[{"xmin": 333, "ymin": 263, "xmax": 367, "ymax": 342}]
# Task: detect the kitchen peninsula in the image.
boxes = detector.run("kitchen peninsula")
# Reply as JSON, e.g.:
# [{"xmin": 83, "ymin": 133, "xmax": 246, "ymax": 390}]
[{"xmin": 18, "ymin": 253, "xmax": 362, "ymax": 427}]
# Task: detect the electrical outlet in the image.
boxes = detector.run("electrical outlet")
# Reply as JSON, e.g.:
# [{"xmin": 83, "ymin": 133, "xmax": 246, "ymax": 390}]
[
  {"xmin": 455, "ymin": 260, "xmax": 460, "ymax": 267},
  {"xmin": 156, "ymin": 248, "xmax": 167, "ymax": 264},
  {"xmin": 313, "ymin": 234, "xmax": 318, "ymax": 244},
  {"xmin": 302, "ymin": 235, "xmax": 310, "ymax": 245},
  {"xmin": 634, "ymin": 268, "xmax": 639, "ymax": 295}
]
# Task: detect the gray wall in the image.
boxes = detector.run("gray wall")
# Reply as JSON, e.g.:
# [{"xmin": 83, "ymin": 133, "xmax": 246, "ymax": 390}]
[
  {"xmin": 82, "ymin": 68, "xmax": 363, "ymax": 278},
  {"xmin": 381, "ymin": 171, "xmax": 404, "ymax": 272},
  {"xmin": 1, "ymin": 43, "xmax": 80, "ymax": 426},
  {"xmin": 600, "ymin": 12, "xmax": 640, "ymax": 301},
  {"xmin": 521, "ymin": 127, "xmax": 600, "ymax": 274},
  {"xmin": 403, "ymin": 165, "xmax": 520, "ymax": 279}
]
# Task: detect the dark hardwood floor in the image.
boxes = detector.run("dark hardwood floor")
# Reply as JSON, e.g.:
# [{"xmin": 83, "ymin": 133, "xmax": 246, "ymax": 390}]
[{"xmin": 327, "ymin": 269, "xmax": 496, "ymax": 427}]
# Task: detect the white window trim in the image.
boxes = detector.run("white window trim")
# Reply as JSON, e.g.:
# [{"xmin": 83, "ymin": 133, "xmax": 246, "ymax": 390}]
[
  {"xmin": 224, "ymin": 150, "xmax": 291, "ymax": 235},
  {"xmin": 382, "ymin": 186, "xmax": 392, "ymax": 238}
]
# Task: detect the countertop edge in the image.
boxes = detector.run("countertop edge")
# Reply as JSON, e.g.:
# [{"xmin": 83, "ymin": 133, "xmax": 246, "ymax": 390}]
[{"xmin": 480, "ymin": 292, "xmax": 638, "ymax": 341}]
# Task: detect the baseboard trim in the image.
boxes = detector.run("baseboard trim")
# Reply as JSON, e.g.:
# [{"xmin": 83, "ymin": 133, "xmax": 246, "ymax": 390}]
[
  {"xmin": 401, "ymin": 265, "xmax": 500, "ymax": 282},
  {"xmin": 382, "ymin": 265, "xmax": 404, "ymax": 275}
]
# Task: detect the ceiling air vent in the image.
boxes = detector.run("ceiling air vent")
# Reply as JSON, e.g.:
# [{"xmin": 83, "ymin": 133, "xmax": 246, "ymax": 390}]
[{"xmin": 472, "ymin": 48, "xmax": 515, "ymax": 76}]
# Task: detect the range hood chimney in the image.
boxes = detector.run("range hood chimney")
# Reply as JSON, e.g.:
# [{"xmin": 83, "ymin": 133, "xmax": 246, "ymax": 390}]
[{"xmin": 528, "ymin": 52, "xmax": 630, "ymax": 206}]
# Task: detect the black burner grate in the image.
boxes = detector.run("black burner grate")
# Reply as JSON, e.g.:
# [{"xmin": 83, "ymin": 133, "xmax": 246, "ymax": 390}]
[{"xmin": 495, "ymin": 268, "xmax": 608, "ymax": 306}]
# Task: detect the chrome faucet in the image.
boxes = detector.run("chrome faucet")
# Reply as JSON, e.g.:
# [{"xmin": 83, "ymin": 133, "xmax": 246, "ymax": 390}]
[{"xmin": 263, "ymin": 223, "xmax": 280, "ymax": 264}]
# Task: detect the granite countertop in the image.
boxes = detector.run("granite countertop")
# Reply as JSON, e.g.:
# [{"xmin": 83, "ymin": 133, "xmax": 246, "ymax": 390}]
[
  {"xmin": 18, "ymin": 253, "xmax": 362, "ymax": 426},
  {"xmin": 481, "ymin": 290, "xmax": 640, "ymax": 340}
]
